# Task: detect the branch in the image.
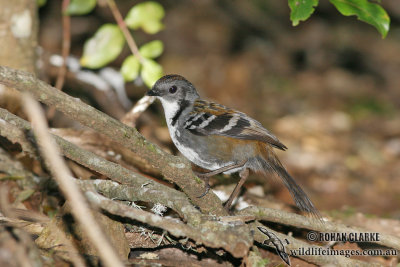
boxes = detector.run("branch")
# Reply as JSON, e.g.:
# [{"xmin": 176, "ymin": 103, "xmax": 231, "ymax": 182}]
[
  {"xmin": 105, "ymin": 0, "xmax": 155, "ymax": 127},
  {"xmin": 106, "ymin": 0, "xmax": 143, "ymax": 62},
  {"xmin": 0, "ymin": 107, "xmax": 200, "ymax": 223},
  {"xmin": 0, "ymin": 66, "xmax": 227, "ymax": 216},
  {"xmin": 78, "ymin": 179, "xmax": 200, "ymax": 223},
  {"xmin": 84, "ymin": 190, "xmax": 252, "ymax": 258},
  {"xmin": 22, "ymin": 95, "xmax": 124, "ymax": 267},
  {"xmin": 48, "ymin": 0, "xmax": 71, "ymax": 119},
  {"xmin": 239, "ymin": 206, "xmax": 400, "ymax": 250},
  {"xmin": 55, "ymin": 0, "xmax": 71, "ymax": 91},
  {"xmin": 121, "ymin": 95, "xmax": 155, "ymax": 128},
  {"xmin": 51, "ymin": 128, "xmax": 159, "ymax": 176}
]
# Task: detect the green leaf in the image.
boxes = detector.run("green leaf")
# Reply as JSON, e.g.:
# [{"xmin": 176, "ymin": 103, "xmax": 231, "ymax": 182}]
[
  {"xmin": 139, "ymin": 40, "xmax": 164, "ymax": 59},
  {"xmin": 80, "ymin": 24, "xmax": 125, "ymax": 69},
  {"xmin": 141, "ymin": 59, "xmax": 163, "ymax": 88},
  {"xmin": 125, "ymin": 1, "xmax": 165, "ymax": 34},
  {"xmin": 330, "ymin": 0, "xmax": 390, "ymax": 38},
  {"xmin": 121, "ymin": 55, "xmax": 140, "ymax": 82},
  {"xmin": 142, "ymin": 20, "xmax": 164, "ymax": 34},
  {"xmin": 37, "ymin": 0, "xmax": 47, "ymax": 7},
  {"xmin": 66, "ymin": 0, "xmax": 97, "ymax": 15},
  {"xmin": 288, "ymin": 0, "xmax": 319, "ymax": 26}
]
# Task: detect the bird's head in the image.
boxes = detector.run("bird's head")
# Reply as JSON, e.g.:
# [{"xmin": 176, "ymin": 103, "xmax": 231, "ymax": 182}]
[{"xmin": 146, "ymin": 74, "xmax": 200, "ymax": 104}]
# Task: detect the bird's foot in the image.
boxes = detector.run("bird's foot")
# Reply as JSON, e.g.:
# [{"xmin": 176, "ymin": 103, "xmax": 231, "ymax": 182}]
[{"xmin": 195, "ymin": 172, "xmax": 210, "ymax": 198}]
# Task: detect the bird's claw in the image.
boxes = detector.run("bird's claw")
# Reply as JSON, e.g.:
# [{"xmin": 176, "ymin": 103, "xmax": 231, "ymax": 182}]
[{"xmin": 197, "ymin": 182, "xmax": 210, "ymax": 198}]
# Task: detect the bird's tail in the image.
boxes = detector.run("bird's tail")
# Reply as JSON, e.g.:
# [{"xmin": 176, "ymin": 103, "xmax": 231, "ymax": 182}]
[{"xmin": 253, "ymin": 143, "xmax": 321, "ymax": 218}]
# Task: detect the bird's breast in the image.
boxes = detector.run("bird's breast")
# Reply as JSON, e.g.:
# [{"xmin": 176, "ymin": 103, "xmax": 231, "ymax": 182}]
[{"xmin": 169, "ymin": 125, "xmax": 257, "ymax": 171}]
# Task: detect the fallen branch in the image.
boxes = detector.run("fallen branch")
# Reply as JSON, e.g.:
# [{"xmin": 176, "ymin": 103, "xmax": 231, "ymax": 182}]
[
  {"xmin": 22, "ymin": 95, "xmax": 124, "ymax": 267},
  {"xmin": 77, "ymin": 179, "xmax": 200, "ymax": 223},
  {"xmin": 84, "ymin": 190, "xmax": 252, "ymax": 258},
  {"xmin": 0, "ymin": 66, "xmax": 227, "ymax": 216}
]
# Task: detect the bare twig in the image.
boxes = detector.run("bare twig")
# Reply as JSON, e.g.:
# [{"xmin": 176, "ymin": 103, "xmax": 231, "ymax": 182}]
[
  {"xmin": 48, "ymin": 0, "xmax": 71, "ymax": 119},
  {"xmin": 121, "ymin": 95, "xmax": 155, "ymax": 128},
  {"xmin": 55, "ymin": 0, "xmax": 71, "ymax": 91},
  {"xmin": 105, "ymin": 0, "xmax": 156, "ymax": 126},
  {"xmin": 239, "ymin": 206, "xmax": 400, "ymax": 251},
  {"xmin": 0, "ymin": 66, "xmax": 227, "ymax": 216},
  {"xmin": 106, "ymin": 0, "xmax": 143, "ymax": 62},
  {"xmin": 0, "ymin": 214, "xmax": 44, "ymax": 236},
  {"xmin": 22, "ymin": 95, "xmax": 124, "ymax": 267}
]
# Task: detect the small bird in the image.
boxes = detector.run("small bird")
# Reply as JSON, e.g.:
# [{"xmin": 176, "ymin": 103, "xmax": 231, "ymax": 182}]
[{"xmin": 147, "ymin": 74, "xmax": 319, "ymax": 216}]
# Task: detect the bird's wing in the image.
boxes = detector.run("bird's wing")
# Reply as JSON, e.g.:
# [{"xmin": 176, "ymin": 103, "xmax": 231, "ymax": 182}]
[{"xmin": 184, "ymin": 100, "xmax": 287, "ymax": 150}]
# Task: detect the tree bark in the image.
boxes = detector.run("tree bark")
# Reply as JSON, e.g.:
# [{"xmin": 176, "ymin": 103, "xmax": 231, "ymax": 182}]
[{"xmin": 0, "ymin": 0, "xmax": 38, "ymax": 113}]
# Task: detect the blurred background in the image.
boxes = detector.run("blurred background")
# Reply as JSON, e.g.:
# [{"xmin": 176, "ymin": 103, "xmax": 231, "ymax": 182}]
[{"xmin": 37, "ymin": 0, "xmax": 400, "ymax": 218}]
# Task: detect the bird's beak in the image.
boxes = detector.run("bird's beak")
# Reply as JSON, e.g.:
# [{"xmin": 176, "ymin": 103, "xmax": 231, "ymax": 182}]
[{"xmin": 146, "ymin": 88, "xmax": 160, "ymax": 96}]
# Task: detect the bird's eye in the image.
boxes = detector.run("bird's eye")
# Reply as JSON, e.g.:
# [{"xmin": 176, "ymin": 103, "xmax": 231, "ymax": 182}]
[{"xmin": 169, "ymin": 86, "xmax": 177, "ymax": 94}]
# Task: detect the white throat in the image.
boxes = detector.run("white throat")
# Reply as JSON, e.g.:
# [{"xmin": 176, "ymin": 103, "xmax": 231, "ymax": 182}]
[{"xmin": 159, "ymin": 98, "xmax": 180, "ymax": 127}]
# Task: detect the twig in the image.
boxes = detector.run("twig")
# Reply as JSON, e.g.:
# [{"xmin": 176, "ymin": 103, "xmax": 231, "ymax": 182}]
[
  {"xmin": 85, "ymin": 190, "xmax": 252, "ymax": 258},
  {"xmin": 55, "ymin": 0, "xmax": 71, "ymax": 91},
  {"xmin": 106, "ymin": 0, "xmax": 143, "ymax": 62},
  {"xmin": 22, "ymin": 95, "xmax": 124, "ymax": 267},
  {"xmin": 0, "ymin": 215, "xmax": 44, "ymax": 236},
  {"xmin": 0, "ymin": 108, "xmax": 201, "ymax": 223},
  {"xmin": 239, "ymin": 206, "xmax": 400, "ymax": 251},
  {"xmin": 48, "ymin": 0, "xmax": 71, "ymax": 120},
  {"xmin": 105, "ymin": 0, "xmax": 155, "ymax": 126},
  {"xmin": 121, "ymin": 95, "xmax": 155, "ymax": 128},
  {"xmin": 0, "ymin": 66, "xmax": 228, "ymax": 216}
]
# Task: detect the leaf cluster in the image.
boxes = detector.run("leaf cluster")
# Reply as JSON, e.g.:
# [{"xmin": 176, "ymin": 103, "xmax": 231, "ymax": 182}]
[
  {"xmin": 67, "ymin": 0, "xmax": 166, "ymax": 88},
  {"xmin": 288, "ymin": 0, "xmax": 390, "ymax": 38}
]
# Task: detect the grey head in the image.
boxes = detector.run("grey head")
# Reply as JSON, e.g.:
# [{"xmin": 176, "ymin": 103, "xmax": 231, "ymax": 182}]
[{"xmin": 146, "ymin": 74, "xmax": 200, "ymax": 104}]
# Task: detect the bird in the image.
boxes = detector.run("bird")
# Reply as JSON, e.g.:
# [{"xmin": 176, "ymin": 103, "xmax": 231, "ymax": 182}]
[{"xmin": 147, "ymin": 74, "xmax": 319, "ymax": 216}]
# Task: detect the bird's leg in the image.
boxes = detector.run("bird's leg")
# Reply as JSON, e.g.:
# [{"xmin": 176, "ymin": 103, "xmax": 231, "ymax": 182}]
[
  {"xmin": 224, "ymin": 168, "xmax": 249, "ymax": 210},
  {"xmin": 196, "ymin": 160, "xmax": 247, "ymax": 198}
]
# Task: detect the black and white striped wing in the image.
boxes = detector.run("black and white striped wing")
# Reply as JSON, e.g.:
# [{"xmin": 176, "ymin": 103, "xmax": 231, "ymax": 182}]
[{"xmin": 184, "ymin": 100, "xmax": 287, "ymax": 150}]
